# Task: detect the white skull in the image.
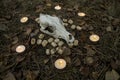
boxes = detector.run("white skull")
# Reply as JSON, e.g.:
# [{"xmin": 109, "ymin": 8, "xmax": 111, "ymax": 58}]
[{"xmin": 36, "ymin": 13, "xmax": 75, "ymax": 44}]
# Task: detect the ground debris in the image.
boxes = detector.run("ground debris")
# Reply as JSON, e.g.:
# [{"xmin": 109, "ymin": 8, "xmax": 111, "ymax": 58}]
[{"xmin": 3, "ymin": 72, "xmax": 16, "ymax": 80}]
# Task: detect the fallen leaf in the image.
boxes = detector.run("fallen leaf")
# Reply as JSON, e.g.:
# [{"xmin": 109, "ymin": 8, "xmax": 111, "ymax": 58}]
[
  {"xmin": 26, "ymin": 70, "xmax": 36, "ymax": 80},
  {"xmin": 110, "ymin": 60, "xmax": 118, "ymax": 69},
  {"xmin": 0, "ymin": 23, "xmax": 8, "ymax": 31},
  {"xmin": 73, "ymin": 58, "xmax": 81, "ymax": 66},
  {"xmin": 12, "ymin": 37, "xmax": 19, "ymax": 44},
  {"xmin": 63, "ymin": 47, "xmax": 71, "ymax": 56},
  {"xmin": 79, "ymin": 66, "xmax": 90, "ymax": 77},
  {"xmin": 3, "ymin": 72, "xmax": 16, "ymax": 80},
  {"xmin": 64, "ymin": 57, "xmax": 71, "ymax": 64},
  {"xmin": 105, "ymin": 69, "xmax": 120, "ymax": 80}
]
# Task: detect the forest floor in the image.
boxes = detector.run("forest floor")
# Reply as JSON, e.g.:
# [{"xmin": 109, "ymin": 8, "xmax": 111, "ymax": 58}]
[{"xmin": 0, "ymin": 0, "xmax": 120, "ymax": 80}]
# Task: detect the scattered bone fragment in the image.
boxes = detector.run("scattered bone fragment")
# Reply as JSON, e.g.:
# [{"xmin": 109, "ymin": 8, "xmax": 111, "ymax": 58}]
[
  {"xmin": 68, "ymin": 19, "xmax": 73, "ymax": 24},
  {"xmin": 63, "ymin": 23, "xmax": 68, "ymax": 26},
  {"xmin": 68, "ymin": 43, "xmax": 73, "ymax": 48},
  {"xmin": 37, "ymin": 39, "xmax": 42, "ymax": 45},
  {"xmin": 56, "ymin": 47, "xmax": 59, "ymax": 51},
  {"xmin": 73, "ymin": 40, "xmax": 79, "ymax": 46},
  {"xmin": 54, "ymin": 38, "xmax": 60, "ymax": 43},
  {"xmin": 71, "ymin": 25, "xmax": 76, "ymax": 30},
  {"xmin": 35, "ymin": 18, "xmax": 40, "ymax": 23},
  {"xmin": 38, "ymin": 33, "xmax": 44, "ymax": 39},
  {"xmin": 31, "ymin": 38, "xmax": 36, "ymax": 45},
  {"xmin": 50, "ymin": 48, "xmax": 56, "ymax": 54},
  {"xmin": 58, "ymin": 41, "xmax": 64, "ymax": 47},
  {"xmin": 46, "ymin": 49, "xmax": 50, "ymax": 55},
  {"xmin": 57, "ymin": 48, "xmax": 63, "ymax": 55},
  {"xmin": 48, "ymin": 38, "xmax": 54, "ymax": 43},
  {"xmin": 41, "ymin": 40, "xmax": 48, "ymax": 47},
  {"xmin": 51, "ymin": 42, "xmax": 57, "ymax": 47},
  {"xmin": 63, "ymin": 19, "xmax": 68, "ymax": 22},
  {"xmin": 76, "ymin": 26, "xmax": 82, "ymax": 31}
]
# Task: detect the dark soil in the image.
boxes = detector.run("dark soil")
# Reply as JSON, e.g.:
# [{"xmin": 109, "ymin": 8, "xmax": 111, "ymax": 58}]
[{"xmin": 0, "ymin": 0, "xmax": 120, "ymax": 80}]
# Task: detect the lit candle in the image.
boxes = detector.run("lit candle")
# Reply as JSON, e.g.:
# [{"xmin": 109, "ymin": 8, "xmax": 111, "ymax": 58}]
[
  {"xmin": 54, "ymin": 5, "xmax": 61, "ymax": 10},
  {"xmin": 55, "ymin": 59, "xmax": 66, "ymax": 69},
  {"xmin": 77, "ymin": 12, "xmax": 86, "ymax": 17},
  {"xmin": 89, "ymin": 34, "xmax": 100, "ymax": 42},
  {"xmin": 16, "ymin": 45, "xmax": 26, "ymax": 53},
  {"xmin": 20, "ymin": 17, "xmax": 28, "ymax": 23}
]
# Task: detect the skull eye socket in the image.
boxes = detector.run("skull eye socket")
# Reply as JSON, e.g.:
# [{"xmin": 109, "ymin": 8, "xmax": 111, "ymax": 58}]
[
  {"xmin": 69, "ymin": 34, "xmax": 73, "ymax": 40},
  {"xmin": 45, "ymin": 26, "xmax": 54, "ymax": 33}
]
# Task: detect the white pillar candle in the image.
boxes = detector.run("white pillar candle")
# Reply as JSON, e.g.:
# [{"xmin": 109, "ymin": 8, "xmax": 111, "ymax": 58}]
[
  {"xmin": 54, "ymin": 5, "xmax": 61, "ymax": 10},
  {"xmin": 20, "ymin": 17, "xmax": 28, "ymax": 23},
  {"xmin": 78, "ymin": 12, "xmax": 86, "ymax": 17},
  {"xmin": 55, "ymin": 59, "xmax": 66, "ymax": 69},
  {"xmin": 89, "ymin": 34, "xmax": 100, "ymax": 42},
  {"xmin": 16, "ymin": 45, "xmax": 26, "ymax": 53}
]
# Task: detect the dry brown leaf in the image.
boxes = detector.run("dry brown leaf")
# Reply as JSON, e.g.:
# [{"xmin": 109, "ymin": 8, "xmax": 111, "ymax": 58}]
[{"xmin": 105, "ymin": 69, "xmax": 120, "ymax": 80}]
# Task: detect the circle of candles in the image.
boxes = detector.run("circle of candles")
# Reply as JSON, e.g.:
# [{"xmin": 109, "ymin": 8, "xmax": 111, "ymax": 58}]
[
  {"xmin": 20, "ymin": 17, "xmax": 28, "ymax": 23},
  {"xmin": 78, "ymin": 12, "xmax": 86, "ymax": 17},
  {"xmin": 89, "ymin": 34, "xmax": 100, "ymax": 42},
  {"xmin": 55, "ymin": 59, "xmax": 66, "ymax": 69},
  {"xmin": 16, "ymin": 45, "xmax": 26, "ymax": 53},
  {"xmin": 54, "ymin": 5, "xmax": 61, "ymax": 10}
]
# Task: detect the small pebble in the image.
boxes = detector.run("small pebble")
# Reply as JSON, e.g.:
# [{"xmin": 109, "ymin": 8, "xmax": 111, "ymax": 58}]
[
  {"xmin": 41, "ymin": 40, "xmax": 48, "ymax": 47},
  {"xmin": 50, "ymin": 49, "xmax": 56, "ymax": 55},
  {"xmin": 31, "ymin": 38, "xmax": 36, "ymax": 45},
  {"xmin": 48, "ymin": 38, "xmax": 54, "ymax": 43},
  {"xmin": 58, "ymin": 48, "xmax": 63, "ymax": 54},
  {"xmin": 58, "ymin": 41, "xmax": 64, "ymax": 47},
  {"xmin": 54, "ymin": 38, "xmax": 60, "ymax": 43},
  {"xmin": 73, "ymin": 40, "xmax": 79, "ymax": 46},
  {"xmin": 106, "ymin": 26, "xmax": 112, "ymax": 32},
  {"xmin": 37, "ymin": 39, "xmax": 42, "ymax": 45},
  {"xmin": 38, "ymin": 34, "xmax": 44, "ymax": 39},
  {"xmin": 63, "ymin": 19, "xmax": 68, "ymax": 22},
  {"xmin": 68, "ymin": 19, "xmax": 73, "ymax": 24},
  {"xmin": 51, "ymin": 42, "xmax": 57, "ymax": 47},
  {"xmin": 46, "ymin": 49, "xmax": 50, "ymax": 55},
  {"xmin": 76, "ymin": 26, "xmax": 82, "ymax": 31},
  {"xmin": 71, "ymin": 25, "xmax": 76, "ymax": 29}
]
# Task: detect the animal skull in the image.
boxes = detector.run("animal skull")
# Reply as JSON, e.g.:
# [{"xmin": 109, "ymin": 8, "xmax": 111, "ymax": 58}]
[{"xmin": 36, "ymin": 13, "xmax": 75, "ymax": 44}]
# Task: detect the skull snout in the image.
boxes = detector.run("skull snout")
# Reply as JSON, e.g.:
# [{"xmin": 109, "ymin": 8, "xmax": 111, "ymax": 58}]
[{"xmin": 58, "ymin": 31, "xmax": 74, "ymax": 43}]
